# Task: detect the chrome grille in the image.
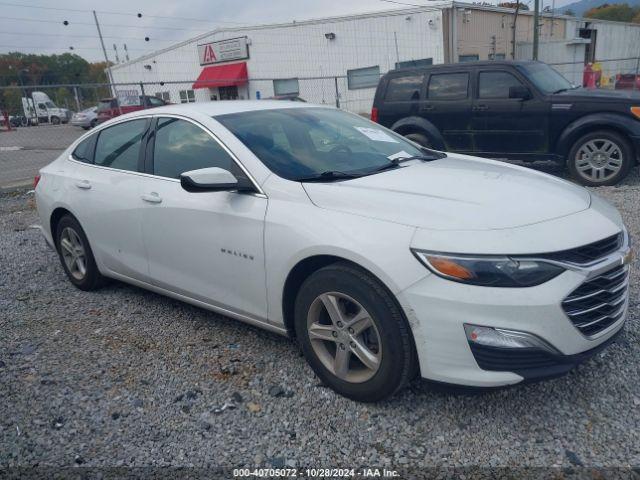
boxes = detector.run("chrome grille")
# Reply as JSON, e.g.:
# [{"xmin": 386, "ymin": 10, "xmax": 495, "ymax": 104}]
[
  {"xmin": 539, "ymin": 233, "xmax": 623, "ymax": 265},
  {"xmin": 562, "ymin": 265, "xmax": 629, "ymax": 337}
]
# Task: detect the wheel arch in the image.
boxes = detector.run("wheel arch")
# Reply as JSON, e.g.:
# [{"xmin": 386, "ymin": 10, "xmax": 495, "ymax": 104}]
[
  {"xmin": 390, "ymin": 116, "xmax": 446, "ymax": 150},
  {"xmin": 49, "ymin": 207, "xmax": 75, "ymax": 247},
  {"xmin": 556, "ymin": 113, "xmax": 639, "ymax": 163}
]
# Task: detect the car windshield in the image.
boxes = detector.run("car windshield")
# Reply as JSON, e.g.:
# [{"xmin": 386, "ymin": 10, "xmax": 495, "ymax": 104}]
[
  {"xmin": 516, "ymin": 63, "xmax": 574, "ymax": 94},
  {"xmin": 97, "ymin": 101, "xmax": 112, "ymax": 112},
  {"xmin": 215, "ymin": 107, "xmax": 431, "ymax": 181}
]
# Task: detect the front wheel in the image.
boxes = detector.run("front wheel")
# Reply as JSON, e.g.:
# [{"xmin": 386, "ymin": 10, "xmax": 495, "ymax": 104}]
[
  {"xmin": 51, "ymin": 116, "xmax": 61, "ymax": 125},
  {"xmin": 294, "ymin": 263, "xmax": 417, "ymax": 402},
  {"xmin": 567, "ymin": 130, "xmax": 634, "ymax": 186}
]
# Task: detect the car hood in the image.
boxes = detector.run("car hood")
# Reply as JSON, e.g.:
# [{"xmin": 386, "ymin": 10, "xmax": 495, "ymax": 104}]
[
  {"xmin": 553, "ymin": 87, "xmax": 640, "ymax": 102},
  {"xmin": 302, "ymin": 155, "xmax": 591, "ymax": 231}
]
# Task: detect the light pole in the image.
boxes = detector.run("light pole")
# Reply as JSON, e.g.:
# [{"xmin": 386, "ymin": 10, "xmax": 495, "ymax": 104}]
[{"xmin": 533, "ymin": 0, "xmax": 540, "ymax": 60}]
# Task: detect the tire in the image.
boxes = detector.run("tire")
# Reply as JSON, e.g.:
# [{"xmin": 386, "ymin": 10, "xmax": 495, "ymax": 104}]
[
  {"xmin": 90, "ymin": 119, "xmax": 97, "ymax": 129},
  {"xmin": 567, "ymin": 130, "xmax": 634, "ymax": 186},
  {"xmin": 82, "ymin": 126, "xmax": 90, "ymax": 131},
  {"xmin": 404, "ymin": 132, "xmax": 431, "ymax": 148},
  {"xmin": 51, "ymin": 116, "xmax": 61, "ymax": 125},
  {"xmin": 294, "ymin": 262, "xmax": 417, "ymax": 402},
  {"xmin": 55, "ymin": 215, "xmax": 106, "ymax": 291}
]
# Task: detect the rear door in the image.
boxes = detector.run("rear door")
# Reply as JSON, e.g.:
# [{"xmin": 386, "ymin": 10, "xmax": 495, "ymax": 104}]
[
  {"xmin": 67, "ymin": 117, "xmax": 151, "ymax": 281},
  {"xmin": 375, "ymin": 71, "xmax": 426, "ymax": 128},
  {"xmin": 471, "ymin": 68, "xmax": 549, "ymax": 155},
  {"xmin": 422, "ymin": 71, "xmax": 473, "ymax": 151}
]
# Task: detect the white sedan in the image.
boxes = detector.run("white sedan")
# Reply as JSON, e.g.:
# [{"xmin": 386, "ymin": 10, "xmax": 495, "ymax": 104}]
[{"xmin": 35, "ymin": 101, "xmax": 631, "ymax": 401}]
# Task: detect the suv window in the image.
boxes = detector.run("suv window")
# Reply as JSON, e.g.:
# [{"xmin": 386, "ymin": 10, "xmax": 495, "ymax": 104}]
[
  {"xmin": 385, "ymin": 74, "xmax": 424, "ymax": 102},
  {"xmin": 71, "ymin": 136, "xmax": 94, "ymax": 163},
  {"xmin": 94, "ymin": 119, "xmax": 147, "ymax": 172},
  {"xmin": 153, "ymin": 117, "xmax": 234, "ymax": 179},
  {"xmin": 428, "ymin": 73, "xmax": 469, "ymax": 100},
  {"xmin": 479, "ymin": 71, "xmax": 525, "ymax": 98},
  {"xmin": 146, "ymin": 96, "xmax": 165, "ymax": 107}
]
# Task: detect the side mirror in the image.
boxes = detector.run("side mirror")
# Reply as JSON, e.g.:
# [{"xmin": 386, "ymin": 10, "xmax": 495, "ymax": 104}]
[
  {"xmin": 180, "ymin": 167, "xmax": 254, "ymax": 193},
  {"xmin": 509, "ymin": 85, "xmax": 531, "ymax": 100}
]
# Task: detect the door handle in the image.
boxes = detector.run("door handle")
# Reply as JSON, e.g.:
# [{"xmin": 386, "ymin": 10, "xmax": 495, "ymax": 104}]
[
  {"xmin": 141, "ymin": 192, "xmax": 162, "ymax": 204},
  {"xmin": 473, "ymin": 104, "xmax": 489, "ymax": 111},
  {"xmin": 74, "ymin": 180, "xmax": 91, "ymax": 190}
]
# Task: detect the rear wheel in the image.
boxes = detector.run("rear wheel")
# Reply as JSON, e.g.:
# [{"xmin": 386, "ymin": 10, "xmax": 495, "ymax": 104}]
[
  {"xmin": 404, "ymin": 132, "xmax": 431, "ymax": 148},
  {"xmin": 567, "ymin": 130, "xmax": 633, "ymax": 186},
  {"xmin": 51, "ymin": 116, "xmax": 61, "ymax": 125},
  {"xmin": 55, "ymin": 215, "xmax": 106, "ymax": 291},
  {"xmin": 294, "ymin": 263, "xmax": 417, "ymax": 402}
]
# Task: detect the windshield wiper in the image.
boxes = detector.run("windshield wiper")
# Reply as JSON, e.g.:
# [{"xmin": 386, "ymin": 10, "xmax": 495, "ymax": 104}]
[
  {"xmin": 390, "ymin": 152, "xmax": 447, "ymax": 165},
  {"xmin": 552, "ymin": 85, "xmax": 580, "ymax": 94},
  {"xmin": 296, "ymin": 170, "xmax": 360, "ymax": 182}
]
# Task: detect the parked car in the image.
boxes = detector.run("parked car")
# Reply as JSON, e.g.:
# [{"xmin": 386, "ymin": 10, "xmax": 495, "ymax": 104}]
[
  {"xmin": 372, "ymin": 60, "xmax": 640, "ymax": 186},
  {"xmin": 615, "ymin": 73, "xmax": 640, "ymax": 91},
  {"xmin": 35, "ymin": 102, "xmax": 630, "ymax": 401},
  {"xmin": 23, "ymin": 91, "xmax": 71, "ymax": 125},
  {"xmin": 96, "ymin": 95, "xmax": 168, "ymax": 124},
  {"xmin": 71, "ymin": 107, "xmax": 98, "ymax": 130},
  {"xmin": 268, "ymin": 94, "xmax": 307, "ymax": 102}
]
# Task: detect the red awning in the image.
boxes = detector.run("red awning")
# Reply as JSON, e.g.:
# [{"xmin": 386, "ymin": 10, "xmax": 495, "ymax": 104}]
[{"xmin": 192, "ymin": 62, "xmax": 248, "ymax": 89}]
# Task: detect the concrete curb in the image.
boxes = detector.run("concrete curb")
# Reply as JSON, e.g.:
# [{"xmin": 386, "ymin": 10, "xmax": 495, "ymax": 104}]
[{"xmin": 0, "ymin": 180, "xmax": 33, "ymax": 194}]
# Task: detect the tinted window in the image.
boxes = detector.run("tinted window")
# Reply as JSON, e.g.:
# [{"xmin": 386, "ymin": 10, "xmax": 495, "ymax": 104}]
[
  {"xmin": 153, "ymin": 118, "xmax": 234, "ymax": 179},
  {"xmin": 147, "ymin": 96, "xmax": 165, "ymax": 107},
  {"xmin": 94, "ymin": 119, "xmax": 147, "ymax": 172},
  {"xmin": 97, "ymin": 100, "xmax": 114, "ymax": 112},
  {"xmin": 71, "ymin": 136, "xmax": 94, "ymax": 163},
  {"xmin": 428, "ymin": 73, "xmax": 469, "ymax": 100},
  {"xmin": 479, "ymin": 71, "xmax": 525, "ymax": 98},
  {"xmin": 385, "ymin": 74, "xmax": 424, "ymax": 102}
]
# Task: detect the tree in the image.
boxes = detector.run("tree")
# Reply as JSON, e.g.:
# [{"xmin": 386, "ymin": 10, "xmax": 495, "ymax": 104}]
[
  {"xmin": 498, "ymin": 2, "xmax": 530, "ymax": 10},
  {"xmin": 584, "ymin": 3, "xmax": 640, "ymax": 22},
  {"xmin": 1, "ymin": 87, "xmax": 23, "ymax": 115}
]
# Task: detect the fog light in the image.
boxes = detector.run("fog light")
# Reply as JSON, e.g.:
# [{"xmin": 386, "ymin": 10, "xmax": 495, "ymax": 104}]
[{"xmin": 464, "ymin": 324, "xmax": 558, "ymax": 354}]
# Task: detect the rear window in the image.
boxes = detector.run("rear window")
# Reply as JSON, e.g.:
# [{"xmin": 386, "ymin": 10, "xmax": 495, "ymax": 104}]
[
  {"xmin": 428, "ymin": 73, "xmax": 469, "ymax": 100},
  {"xmin": 71, "ymin": 136, "xmax": 94, "ymax": 163},
  {"xmin": 94, "ymin": 119, "xmax": 147, "ymax": 172},
  {"xmin": 385, "ymin": 74, "xmax": 424, "ymax": 102},
  {"xmin": 97, "ymin": 100, "xmax": 114, "ymax": 112}
]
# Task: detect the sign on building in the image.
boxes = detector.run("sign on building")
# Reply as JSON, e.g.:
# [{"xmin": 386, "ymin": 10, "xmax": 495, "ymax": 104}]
[{"xmin": 198, "ymin": 37, "xmax": 249, "ymax": 66}]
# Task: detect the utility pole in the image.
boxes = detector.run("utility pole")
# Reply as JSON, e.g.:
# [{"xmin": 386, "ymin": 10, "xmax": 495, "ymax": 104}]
[
  {"xmin": 511, "ymin": 2, "xmax": 521, "ymax": 59},
  {"xmin": 93, "ymin": 10, "xmax": 117, "ymax": 97},
  {"xmin": 533, "ymin": 0, "xmax": 540, "ymax": 60}
]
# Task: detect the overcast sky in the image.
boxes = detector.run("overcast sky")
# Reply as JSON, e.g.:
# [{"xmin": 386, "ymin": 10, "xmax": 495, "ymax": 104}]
[{"xmin": 0, "ymin": 0, "xmax": 569, "ymax": 63}]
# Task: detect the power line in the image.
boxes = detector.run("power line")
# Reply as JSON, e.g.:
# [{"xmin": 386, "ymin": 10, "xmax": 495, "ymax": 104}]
[
  {"xmin": 0, "ymin": 44, "xmax": 152, "ymax": 51},
  {"xmin": 2, "ymin": 16, "xmax": 210, "ymax": 32},
  {"xmin": 0, "ymin": 30, "xmax": 176, "ymax": 41},
  {"xmin": 0, "ymin": 1, "xmax": 251, "ymax": 25}
]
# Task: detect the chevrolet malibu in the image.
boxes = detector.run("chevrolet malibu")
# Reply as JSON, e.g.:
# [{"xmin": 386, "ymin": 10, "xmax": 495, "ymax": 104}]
[{"xmin": 35, "ymin": 101, "xmax": 632, "ymax": 401}]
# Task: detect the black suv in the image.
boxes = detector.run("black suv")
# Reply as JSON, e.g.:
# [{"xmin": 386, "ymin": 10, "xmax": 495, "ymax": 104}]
[{"xmin": 372, "ymin": 60, "xmax": 640, "ymax": 186}]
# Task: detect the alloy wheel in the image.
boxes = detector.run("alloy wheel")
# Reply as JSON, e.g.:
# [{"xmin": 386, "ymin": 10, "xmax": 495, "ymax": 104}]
[
  {"xmin": 59, "ymin": 227, "xmax": 87, "ymax": 280},
  {"xmin": 574, "ymin": 138, "xmax": 624, "ymax": 183},
  {"xmin": 306, "ymin": 292, "xmax": 382, "ymax": 383}
]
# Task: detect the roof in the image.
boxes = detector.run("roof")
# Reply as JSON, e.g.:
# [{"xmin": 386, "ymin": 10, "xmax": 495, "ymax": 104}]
[
  {"xmin": 387, "ymin": 59, "xmax": 540, "ymax": 74},
  {"xmin": 118, "ymin": 100, "xmax": 328, "ymax": 120}
]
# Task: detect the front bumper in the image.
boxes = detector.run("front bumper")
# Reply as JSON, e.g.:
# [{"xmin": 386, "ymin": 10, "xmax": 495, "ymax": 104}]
[
  {"xmin": 71, "ymin": 119, "xmax": 91, "ymax": 127},
  {"xmin": 397, "ymin": 245, "xmax": 630, "ymax": 387}
]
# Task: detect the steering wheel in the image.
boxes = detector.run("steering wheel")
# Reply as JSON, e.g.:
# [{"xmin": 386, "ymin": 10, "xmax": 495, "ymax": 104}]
[{"xmin": 329, "ymin": 144, "xmax": 352, "ymax": 155}]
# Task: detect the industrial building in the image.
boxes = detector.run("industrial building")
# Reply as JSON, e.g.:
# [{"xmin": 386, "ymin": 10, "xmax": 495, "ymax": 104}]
[{"xmin": 109, "ymin": 1, "xmax": 640, "ymax": 114}]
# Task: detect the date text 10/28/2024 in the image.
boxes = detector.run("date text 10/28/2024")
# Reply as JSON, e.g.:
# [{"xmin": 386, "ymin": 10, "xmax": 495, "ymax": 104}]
[{"xmin": 233, "ymin": 468, "xmax": 400, "ymax": 478}]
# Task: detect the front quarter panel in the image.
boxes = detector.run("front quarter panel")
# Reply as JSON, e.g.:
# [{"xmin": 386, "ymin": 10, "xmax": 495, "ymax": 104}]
[{"xmin": 263, "ymin": 176, "xmax": 427, "ymax": 327}]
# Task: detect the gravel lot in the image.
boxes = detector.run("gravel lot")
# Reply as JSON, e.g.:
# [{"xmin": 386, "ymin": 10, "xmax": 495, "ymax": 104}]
[{"xmin": 1, "ymin": 168, "xmax": 639, "ymax": 472}]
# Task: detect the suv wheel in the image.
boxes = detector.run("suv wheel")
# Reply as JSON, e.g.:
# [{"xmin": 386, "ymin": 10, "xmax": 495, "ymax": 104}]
[
  {"xmin": 51, "ymin": 116, "xmax": 61, "ymax": 125},
  {"xmin": 55, "ymin": 215, "xmax": 106, "ymax": 291},
  {"xmin": 567, "ymin": 130, "xmax": 633, "ymax": 186},
  {"xmin": 294, "ymin": 263, "xmax": 417, "ymax": 402},
  {"xmin": 404, "ymin": 132, "xmax": 431, "ymax": 148}
]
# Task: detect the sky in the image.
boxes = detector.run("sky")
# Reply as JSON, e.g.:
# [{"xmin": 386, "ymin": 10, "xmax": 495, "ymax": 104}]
[{"xmin": 0, "ymin": 0, "xmax": 572, "ymax": 63}]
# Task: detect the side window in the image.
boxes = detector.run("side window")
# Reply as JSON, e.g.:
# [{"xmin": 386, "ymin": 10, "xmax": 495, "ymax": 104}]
[
  {"xmin": 153, "ymin": 117, "xmax": 234, "ymax": 179},
  {"xmin": 479, "ymin": 71, "xmax": 525, "ymax": 99},
  {"xmin": 71, "ymin": 136, "xmax": 95, "ymax": 163},
  {"xmin": 94, "ymin": 119, "xmax": 147, "ymax": 172},
  {"xmin": 428, "ymin": 73, "xmax": 469, "ymax": 100},
  {"xmin": 147, "ymin": 96, "xmax": 165, "ymax": 107},
  {"xmin": 385, "ymin": 74, "xmax": 424, "ymax": 102}
]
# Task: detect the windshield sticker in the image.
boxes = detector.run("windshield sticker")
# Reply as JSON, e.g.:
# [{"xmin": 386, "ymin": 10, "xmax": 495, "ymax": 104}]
[
  {"xmin": 387, "ymin": 151, "xmax": 412, "ymax": 161},
  {"xmin": 354, "ymin": 127, "xmax": 399, "ymax": 143}
]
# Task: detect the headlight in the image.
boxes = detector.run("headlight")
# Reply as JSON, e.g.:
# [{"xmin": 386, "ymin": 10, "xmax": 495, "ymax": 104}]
[{"xmin": 411, "ymin": 250, "xmax": 565, "ymax": 287}]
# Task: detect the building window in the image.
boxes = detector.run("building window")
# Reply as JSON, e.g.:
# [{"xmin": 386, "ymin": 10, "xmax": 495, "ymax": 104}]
[
  {"xmin": 347, "ymin": 66, "xmax": 380, "ymax": 90},
  {"xmin": 395, "ymin": 58, "xmax": 433, "ymax": 69},
  {"xmin": 273, "ymin": 78, "xmax": 300, "ymax": 96},
  {"xmin": 458, "ymin": 54, "xmax": 479, "ymax": 63},
  {"xmin": 179, "ymin": 90, "xmax": 196, "ymax": 103},
  {"xmin": 489, "ymin": 53, "xmax": 506, "ymax": 60},
  {"xmin": 155, "ymin": 91, "xmax": 170, "ymax": 102}
]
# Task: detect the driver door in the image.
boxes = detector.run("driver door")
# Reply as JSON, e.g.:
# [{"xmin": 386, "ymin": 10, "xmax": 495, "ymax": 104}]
[{"xmin": 137, "ymin": 116, "xmax": 268, "ymax": 320}]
